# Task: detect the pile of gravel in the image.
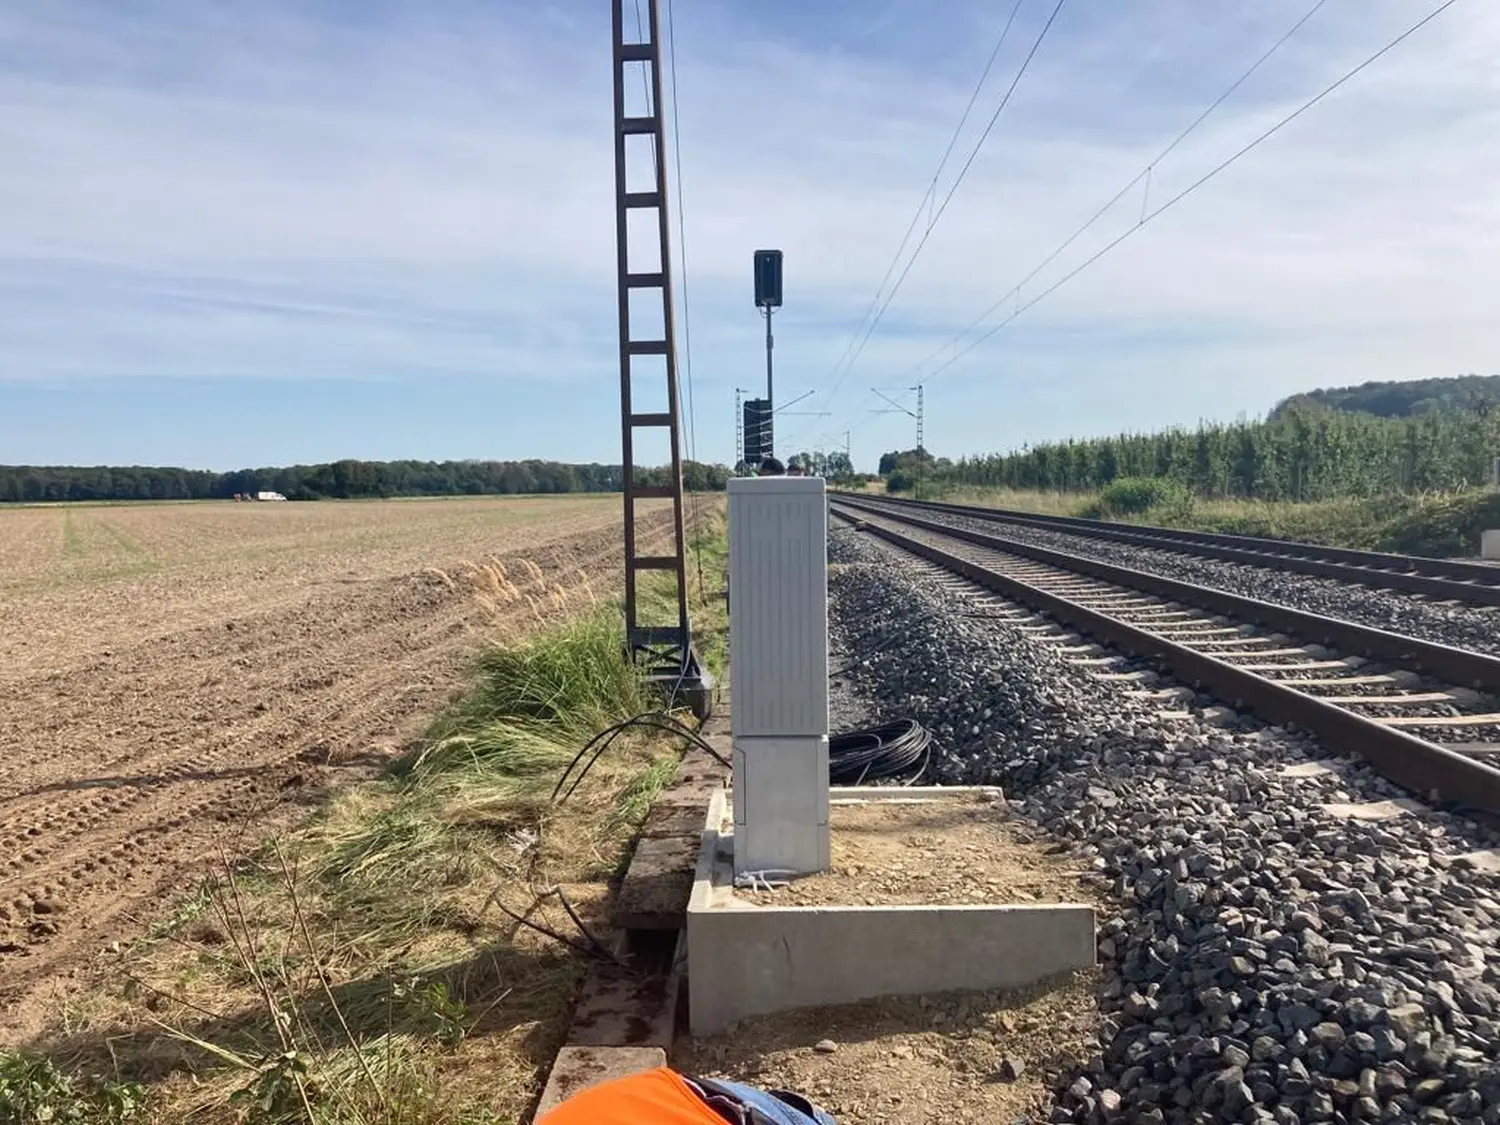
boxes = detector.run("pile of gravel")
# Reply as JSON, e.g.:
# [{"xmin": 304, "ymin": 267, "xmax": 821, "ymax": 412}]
[
  {"xmin": 829, "ymin": 527, "xmax": 1500, "ymax": 1125},
  {"xmin": 925, "ymin": 511, "xmax": 1500, "ymax": 660}
]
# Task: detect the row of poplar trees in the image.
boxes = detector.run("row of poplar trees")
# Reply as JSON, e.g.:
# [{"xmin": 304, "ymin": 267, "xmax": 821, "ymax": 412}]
[{"xmin": 947, "ymin": 407, "xmax": 1500, "ymax": 501}]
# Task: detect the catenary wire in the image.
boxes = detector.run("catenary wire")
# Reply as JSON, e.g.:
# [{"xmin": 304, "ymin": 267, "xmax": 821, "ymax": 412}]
[
  {"xmin": 786, "ymin": 0, "xmax": 1063, "ymax": 453},
  {"xmin": 922, "ymin": 0, "xmax": 1466, "ymax": 389},
  {"xmin": 826, "ymin": 0, "xmax": 1336, "ymax": 442},
  {"xmin": 664, "ymin": 0, "xmax": 708, "ymax": 601},
  {"xmin": 841, "ymin": 0, "xmax": 1466, "ymax": 439},
  {"xmin": 840, "ymin": 0, "xmax": 1069, "ymax": 374},
  {"xmin": 801, "ymin": 0, "xmax": 1027, "ymax": 428},
  {"xmin": 897, "ymin": 0, "xmax": 1335, "ymax": 390}
]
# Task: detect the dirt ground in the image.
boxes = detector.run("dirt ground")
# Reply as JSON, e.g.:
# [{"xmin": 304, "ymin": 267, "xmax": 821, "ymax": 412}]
[
  {"xmin": 735, "ymin": 793, "xmax": 1097, "ymax": 907},
  {"xmin": 676, "ymin": 972, "xmax": 1102, "ymax": 1124},
  {"xmin": 0, "ymin": 496, "xmax": 675, "ymax": 1043},
  {"xmin": 710, "ymin": 795, "xmax": 1106, "ymax": 1122}
]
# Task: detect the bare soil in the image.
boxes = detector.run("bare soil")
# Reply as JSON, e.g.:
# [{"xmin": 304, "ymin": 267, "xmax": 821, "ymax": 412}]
[
  {"xmin": 0, "ymin": 496, "xmax": 675, "ymax": 1043},
  {"xmin": 675, "ymin": 972, "xmax": 1102, "ymax": 1124},
  {"xmin": 735, "ymin": 793, "xmax": 1098, "ymax": 907}
]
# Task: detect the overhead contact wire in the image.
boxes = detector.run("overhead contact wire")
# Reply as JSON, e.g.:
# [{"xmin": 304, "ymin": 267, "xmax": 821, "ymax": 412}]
[
  {"xmin": 900, "ymin": 0, "xmax": 1334, "ymax": 385},
  {"xmin": 919, "ymin": 0, "xmax": 1468, "ymax": 386},
  {"xmin": 798, "ymin": 0, "xmax": 1028, "ymax": 442}
]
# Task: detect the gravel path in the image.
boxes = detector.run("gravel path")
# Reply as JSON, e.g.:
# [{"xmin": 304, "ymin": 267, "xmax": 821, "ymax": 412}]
[
  {"xmin": 829, "ymin": 526, "xmax": 1500, "ymax": 1125},
  {"xmin": 916, "ymin": 509, "xmax": 1500, "ymax": 660}
]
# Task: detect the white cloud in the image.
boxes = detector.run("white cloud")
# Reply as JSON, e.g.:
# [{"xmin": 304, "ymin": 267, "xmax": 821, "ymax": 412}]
[{"xmin": 1, "ymin": 0, "xmax": 1497, "ymax": 467}]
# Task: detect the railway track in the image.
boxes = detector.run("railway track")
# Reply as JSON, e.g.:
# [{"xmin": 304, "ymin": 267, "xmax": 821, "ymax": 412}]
[
  {"xmin": 857, "ymin": 493, "xmax": 1500, "ymax": 608},
  {"xmin": 831, "ymin": 496, "xmax": 1500, "ymax": 817}
]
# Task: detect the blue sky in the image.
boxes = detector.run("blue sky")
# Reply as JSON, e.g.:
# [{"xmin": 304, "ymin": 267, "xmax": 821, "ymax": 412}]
[{"xmin": 1, "ymin": 0, "xmax": 1497, "ymax": 472}]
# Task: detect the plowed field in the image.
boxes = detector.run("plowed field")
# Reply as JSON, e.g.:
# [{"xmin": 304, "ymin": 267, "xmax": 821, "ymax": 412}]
[{"xmin": 0, "ymin": 496, "xmax": 671, "ymax": 1041}]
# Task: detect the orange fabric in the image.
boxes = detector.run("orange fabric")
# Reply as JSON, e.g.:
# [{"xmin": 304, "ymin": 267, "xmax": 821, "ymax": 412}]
[{"xmin": 539, "ymin": 1067, "xmax": 725, "ymax": 1125}]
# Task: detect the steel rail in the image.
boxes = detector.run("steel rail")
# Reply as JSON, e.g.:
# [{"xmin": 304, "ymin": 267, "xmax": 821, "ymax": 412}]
[
  {"xmin": 833, "ymin": 502, "xmax": 1500, "ymax": 816},
  {"xmin": 833, "ymin": 496, "xmax": 1500, "ymax": 693},
  {"xmin": 848, "ymin": 493, "xmax": 1500, "ymax": 607}
]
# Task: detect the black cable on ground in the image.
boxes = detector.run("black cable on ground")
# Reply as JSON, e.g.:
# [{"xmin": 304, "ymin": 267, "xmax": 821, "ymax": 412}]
[
  {"xmin": 551, "ymin": 710, "xmax": 730, "ymax": 804},
  {"xmin": 829, "ymin": 718, "xmax": 932, "ymax": 785},
  {"xmin": 481, "ymin": 885, "xmax": 623, "ymax": 964}
]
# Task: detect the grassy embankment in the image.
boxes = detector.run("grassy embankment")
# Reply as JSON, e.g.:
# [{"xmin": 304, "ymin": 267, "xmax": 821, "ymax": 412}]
[
  {"xmin": 930, "ymin": 480, "xmax": 1500, "ymax": 558},
  {"xmin": 1, "ymin": 517, "xmax": 729, "ymax": 1125}
]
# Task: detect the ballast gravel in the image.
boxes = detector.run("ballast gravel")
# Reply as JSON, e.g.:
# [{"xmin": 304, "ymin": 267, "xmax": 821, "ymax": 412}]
[
  {"xmin": 923, "ymin": 510, "xmax": 1500, "ymax": 660},
  {"xmin": 828, "ymin": 526, "xmax": 1500, "ymax": 1125}
]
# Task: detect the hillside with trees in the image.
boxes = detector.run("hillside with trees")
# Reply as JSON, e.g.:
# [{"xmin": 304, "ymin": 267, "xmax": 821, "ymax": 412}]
[
  {"xmin": 0, "ymin": 458, "xmax": 730, "ymax": 503},
  {"xmin": 1270, "ymin": 374, "xmax": 1500, "ymax": 420}
]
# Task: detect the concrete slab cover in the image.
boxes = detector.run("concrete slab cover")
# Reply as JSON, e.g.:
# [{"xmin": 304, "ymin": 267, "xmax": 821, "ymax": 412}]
[
  {"xmin": 564, "ymin": 962, "xmax": 679, "ymax": 1049},
  {"xmin": 1281, "ymin": 761, "xmax": 1346, "ymax": 778},
  {"xmin": 641, "ymin": 803, "xmax": 713, "ymax": 839},
  {"xmin": 1321, "ymin": 798, "xmax": 1427, "ymax": 821},
  {"xmin": 534, "ymin": 1046, "xmax": 667, "ymax": 1120},
  {"xmin": 615, "ymin": 835, "xmax": 702, "ymax": 930}
]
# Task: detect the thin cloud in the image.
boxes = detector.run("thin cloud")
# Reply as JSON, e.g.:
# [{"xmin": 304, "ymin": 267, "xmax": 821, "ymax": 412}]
[{"xmin": 0, "ymin": 0, "xmax": 1496, "ymax": 466}]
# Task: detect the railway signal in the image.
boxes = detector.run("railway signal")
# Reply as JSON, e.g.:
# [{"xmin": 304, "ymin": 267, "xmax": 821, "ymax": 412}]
[{"xmin": 753, "ymin": 250, "xmax": 783, "ymax": 458}]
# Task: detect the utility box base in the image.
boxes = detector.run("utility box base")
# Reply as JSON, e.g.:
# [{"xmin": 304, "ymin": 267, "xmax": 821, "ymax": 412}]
[
  {"xmin": 1483, "ymin": 529, "xmax": 1500, "ymax": 560},
  {"xmin": 687, "ymin": 789, "xmax": 1098, "ymax": 1037},
  {"xmin": 732, "ymin": 736, "xmax": 830, "ymax": 876}
]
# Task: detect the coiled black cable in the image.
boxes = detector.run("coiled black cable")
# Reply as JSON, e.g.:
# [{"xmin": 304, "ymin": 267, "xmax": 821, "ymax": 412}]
[{"xmin": 829, "ymin": 718, "xmax": 931, "ymax": 786}]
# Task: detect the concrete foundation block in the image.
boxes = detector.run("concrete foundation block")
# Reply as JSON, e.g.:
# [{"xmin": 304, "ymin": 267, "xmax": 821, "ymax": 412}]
[
  {"xmin": 1483, "ymin": 529, "xmax": 1500, "ymax": 560},
  {"xmin": 687, "ymin": 789, "xmax": 1097, "ymax": 1037}
]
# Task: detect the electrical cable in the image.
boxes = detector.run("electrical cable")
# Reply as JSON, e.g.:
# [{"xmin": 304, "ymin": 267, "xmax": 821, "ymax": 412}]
[
  {"xmin": 788, "ymin": 0, "xmax": 1069, "ymax": 454},
  {"xmin": 829, "ymin": 719, "xmax": 932, "ymax": 785},
  {"xmin": 551, "ymin": 709, "xmax": 729, "ymax": 805},
  {"xmin": 664, "ymin": 0, "xmax": 708, "ymax": 603},
  {"xmin": 890, "ymin": 0, "xmax": 1334, "ymax": 389},
  {"xmin": 908, "ymin": 0, "xmax": 1469, "ymax": 391},
  {"xmin": 797, "ymin": 0, "xmax": 1027, "ymax": 443},
  {"xmin": 482, "ymin": 885, "xmax": 624, "ymax": 964},
  {"xmin": 555, "ymin": 705, "xmax": 932, "ymax": 796}
]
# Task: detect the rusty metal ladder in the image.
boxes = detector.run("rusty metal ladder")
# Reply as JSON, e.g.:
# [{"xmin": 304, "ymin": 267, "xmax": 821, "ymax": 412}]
[{"xmin": 611, "ymin": 0, "xmax": 704, "ymax": 698}]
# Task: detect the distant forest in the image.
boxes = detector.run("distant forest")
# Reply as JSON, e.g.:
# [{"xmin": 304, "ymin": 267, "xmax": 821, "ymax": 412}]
[
  {"xmin": 945, "ymin": 405, "xmax": 1500, "ymax": 501},
  {"xmin": 934, "ymin": 375, "xmax": 1500, "ymax": 502},
  {"xmin": 1270, "ymin": 374, "xmax": 1500, "ymax": 420},
  {"xmin": 0, "ymin": 458, "xmax": 731, "ymax": 503}
]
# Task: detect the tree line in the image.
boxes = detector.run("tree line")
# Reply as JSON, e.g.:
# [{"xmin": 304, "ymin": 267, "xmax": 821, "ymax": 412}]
[
  {"xmin": 1270, "ymin": 374, "xmax": 1500, "ymax": 421},
  {"xmin": 0, "ymin": 458, "xmax": 731, "ymax": 503},
  {"xmin": 941, "ymin": 407, "xmax": 1500, "ymax": 501}
]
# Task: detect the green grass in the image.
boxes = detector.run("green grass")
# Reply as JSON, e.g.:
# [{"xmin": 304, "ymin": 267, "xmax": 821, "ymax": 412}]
[
  {"xmin": 933, "ymin": 483, "xmax": 1500, "ymax": 557},
  {"xmin": 19, "ymin": 518, "xmax": 731, "ymax": 1125},
  {"xmin": 0, "ymin": 1051, "xmax": 145, "ymax": 1124}
]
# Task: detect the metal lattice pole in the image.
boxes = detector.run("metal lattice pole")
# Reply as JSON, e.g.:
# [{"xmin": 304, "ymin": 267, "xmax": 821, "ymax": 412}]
[{"xmin": 611, "ymin": 0, "xmax": 697, "ymax": 682}]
